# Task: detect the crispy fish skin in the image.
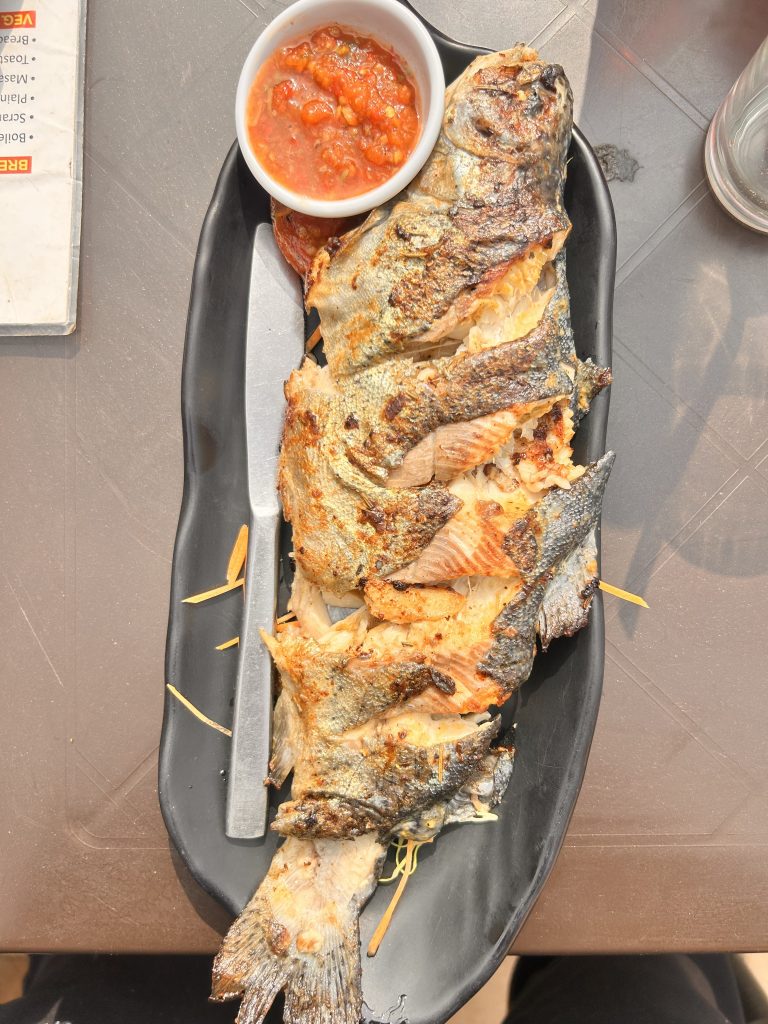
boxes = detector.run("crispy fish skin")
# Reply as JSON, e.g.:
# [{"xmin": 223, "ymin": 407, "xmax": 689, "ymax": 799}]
[
  {"xmin": 272, "ymin": 712, "xmax": 499, "ymax": 839},
  {"xmin": 265, "ymin": 635, "xmax": 456, "ymax": 739},
  {"xmin": 395, "ymin": 747, "xmax": 515, "ymax": 841},
  {"xmin": 307, "ymin": 47, "xmax": 573, "ymax": 376},
  {"xmin": 477, "ymin": 453, "xmax": 613, "ymax": 684},
  {"xmin": 502, "ymin": 451, "xmax": 614, "ymax": 585},
  {"xmin": 264, "ymin": 629, "xmax": 501, "ymax": 839}
]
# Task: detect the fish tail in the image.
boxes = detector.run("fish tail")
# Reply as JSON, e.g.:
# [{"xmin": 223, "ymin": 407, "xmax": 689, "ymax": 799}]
[{"xmin": 212, "ymin": 836, "xmax": 385, "ymax": 1024}]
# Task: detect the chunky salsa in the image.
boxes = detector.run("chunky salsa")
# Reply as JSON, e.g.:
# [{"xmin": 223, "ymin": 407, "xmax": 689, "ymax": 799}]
[{"xmin": 246, "ymin": 25, "xmax": 421, "ymax": 200}]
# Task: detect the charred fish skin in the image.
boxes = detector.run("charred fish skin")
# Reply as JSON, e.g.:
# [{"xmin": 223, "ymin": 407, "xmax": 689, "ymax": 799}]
[
  {"xmin": 212, "ymin": 834, "xmax": 386, "ymax": 1024},
  {"xmin": 395, "ymin": 747, "xmax": 516, "ymax": 841},
  {"xmin": 478, "ymin": 453, "xmax": 614, "ymax": 690},
  {"xmin": 348, "ymin": 293, "xmax": 577, "ymax": 481},
  {"xmin": 265, "ymin": 630, "xmax": 503, "ymax": 839},
  {"xmin": 307, "ymin": 47, "xmax": 573, "ymax": 377},
  {"xmin": 272, "ymin": 715, "xmax": 502, "ymax": 840},
  {"xmin": 475, "ymin": 583, "xmax": 545, "ymax": 695},
  {"xmin": 503, "ymin": 451, "xmax": 614, "ymax": 583},
  {"xmin": 263, "ymin": 633, "xmax": 457, "ymax": 738}
]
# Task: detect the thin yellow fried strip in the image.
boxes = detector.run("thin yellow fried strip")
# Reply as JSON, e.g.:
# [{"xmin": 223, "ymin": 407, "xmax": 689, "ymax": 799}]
[
  {"xmin": 227, "ymin": 524, "xmax": 249, "ymax": 584},
  {"xmin": 379, "ymin": 839, "xmax": 409, "ymax": 884},
  {"xmin": 305, "ymin": 325, "xmax": 322, "ymax": 352},
  {"xmin": 183, "ymin": 578, "xmax": 245, "ymax": 604},
  {"xmin": 166, "ymin": 683, "xmax": 232, "ymax": 736},
  {"xmin": 216, "ymin": 637, "xmax": 240, "ymax": 651},
  {"xmin": 367, "ymin": 840, "xmax": 416, "ymax": 957},
  {"xmin": 378, "ymin": 838, "xmax": 432, "ymax": 885},
  {"xmin": 599, "ymin": 580, "xmax": 649, "ymax": 608}
]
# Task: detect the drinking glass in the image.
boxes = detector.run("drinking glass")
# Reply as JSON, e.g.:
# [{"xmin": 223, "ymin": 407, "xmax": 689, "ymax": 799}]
[{"xmin": 705, "ymin": 34, "xmax": 768, "ymax": 233}]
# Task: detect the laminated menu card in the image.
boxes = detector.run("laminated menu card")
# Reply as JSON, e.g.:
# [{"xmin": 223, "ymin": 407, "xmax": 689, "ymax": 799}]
[{"xmin": 0, "ymin": 0, "xmax": 85, "ymax": 335}]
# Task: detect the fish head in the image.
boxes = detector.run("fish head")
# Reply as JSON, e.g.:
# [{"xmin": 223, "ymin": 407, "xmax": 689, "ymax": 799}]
[{"xmin": 444, "ymin": 47, "xmax": 573, "ymax": 170}]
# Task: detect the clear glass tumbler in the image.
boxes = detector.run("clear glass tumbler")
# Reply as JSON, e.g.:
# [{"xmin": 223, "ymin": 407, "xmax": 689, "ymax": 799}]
[{"xmin": 705, "ymin": 34, "xmax": 768, "ymax": 233}]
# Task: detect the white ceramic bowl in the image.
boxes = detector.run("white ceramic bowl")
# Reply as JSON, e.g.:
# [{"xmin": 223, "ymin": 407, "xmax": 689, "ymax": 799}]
[{"xmin": 235, "ymin": 0, "xmax": 445, "ymax": 218}]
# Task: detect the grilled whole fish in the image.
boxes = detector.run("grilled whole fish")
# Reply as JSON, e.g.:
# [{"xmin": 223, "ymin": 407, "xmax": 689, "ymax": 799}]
[
  {"xmin": 213, "ymin": 44, "xmax": 613, "ymax": 1024},
  {"xmin": 306, "ymin": 47, "xmax": 573, "ymax": 376}
]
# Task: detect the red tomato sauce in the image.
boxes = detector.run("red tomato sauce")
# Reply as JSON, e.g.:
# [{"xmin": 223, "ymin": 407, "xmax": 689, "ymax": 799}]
[{"xmin": 247, "ymin": 25, "xmax": 421, "ymax": 200}]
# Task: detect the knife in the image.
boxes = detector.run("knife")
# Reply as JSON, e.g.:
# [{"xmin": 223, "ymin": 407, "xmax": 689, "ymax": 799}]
[{"xmin": 226, "ymin": 222, "xmax": 304, "ymax": 839}]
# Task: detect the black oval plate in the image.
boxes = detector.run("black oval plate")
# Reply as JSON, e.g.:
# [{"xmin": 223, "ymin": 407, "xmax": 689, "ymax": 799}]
[{"xmin": 160, "ymin": 15, "xmax": 615, "ymax": 1024}]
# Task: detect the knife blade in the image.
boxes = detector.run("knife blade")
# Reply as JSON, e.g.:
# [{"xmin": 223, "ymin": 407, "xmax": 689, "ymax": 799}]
[{"xmin": 226, "ymin": 222, "xmax": 304, "ymax": 839}]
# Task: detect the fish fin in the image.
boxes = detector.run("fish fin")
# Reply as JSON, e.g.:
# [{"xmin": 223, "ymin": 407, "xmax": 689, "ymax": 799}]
[
  {"xmin": 538, "ymin": 528, "xmax": 599, "ymax": 651},
  {"xmin": 572, "ymin": 358, "xmax": 612, "ymax": 424},
  {"xmin": 394, "ymin": 747, "xmax": 516, "ymax": 840},
  {"xmin": 514, "ymin": 451, "xmax": 614, "ymax": 583},
  {"xmin": 213, "ymin": 837, "xmax": 385, "ymax": 1024},
  {"xmin": 268, "ymin": 690, "xmax": 297, "ymax": 788}
]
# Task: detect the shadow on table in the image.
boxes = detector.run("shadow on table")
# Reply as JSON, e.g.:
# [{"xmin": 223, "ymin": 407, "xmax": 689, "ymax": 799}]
[{"xmin": 587, "ymin": 0, "xmax": 768, "ymax": 637}]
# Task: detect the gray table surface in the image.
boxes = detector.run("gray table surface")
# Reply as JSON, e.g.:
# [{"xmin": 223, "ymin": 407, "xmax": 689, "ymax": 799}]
[{"xmin": 1, "ymin": 0, "xmax": 767, "ymax": 953}]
